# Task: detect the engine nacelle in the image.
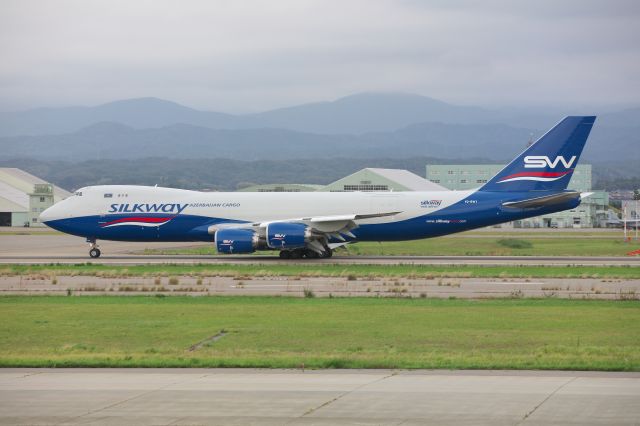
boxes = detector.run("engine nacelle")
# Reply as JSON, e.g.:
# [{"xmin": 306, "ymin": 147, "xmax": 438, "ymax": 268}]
[
  {"xmin": 266, "ymin": 222, "xmax": 310, "ymax": 249},
  {"xmin": 215, "ymin": 228, "xmax": 259, "ymax": 254}
]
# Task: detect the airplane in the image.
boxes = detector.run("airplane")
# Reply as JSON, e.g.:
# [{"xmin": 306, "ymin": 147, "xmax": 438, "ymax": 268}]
[
  {"xmin": 605, "ymin": 210, "xmax": 640, "ymax": 229},
  {"xmin": 40, "ymin": 116, "xmax": 596, "ymax": 259}
]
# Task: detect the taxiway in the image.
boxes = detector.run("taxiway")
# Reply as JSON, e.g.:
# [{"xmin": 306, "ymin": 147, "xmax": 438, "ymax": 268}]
[
  {"xmin": 1, "ymin": 233, "xmax": 639, "ymax": 265},
  {"xmin": 1, "ymin": 369, "xmax": 638, "ymax": 425}
]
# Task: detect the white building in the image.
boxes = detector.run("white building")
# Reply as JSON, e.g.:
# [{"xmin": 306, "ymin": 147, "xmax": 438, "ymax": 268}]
[
  {"xmin": 322, "ymin": 168, "xmax": 448, "ymax": 192},
  {"xmin": 237, "ymin": 168, "xmax": 448, "ymax": 193},
  {"xmin": 0, "ymin": 168, "xmax": 70, "ymax": 227},
  {"xmin": 622, "ymin": 200, "xmax": 640, "ymax": 221}
]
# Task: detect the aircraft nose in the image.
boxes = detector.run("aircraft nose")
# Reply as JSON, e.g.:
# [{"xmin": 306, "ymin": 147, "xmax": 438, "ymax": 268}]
[
  {"xmin": 39, "ymin": 200, "xmax": 77, "ymax": 233},
  {"xmin": 39, "ymin": 204, "xmax": 63, "ymax": 224}
]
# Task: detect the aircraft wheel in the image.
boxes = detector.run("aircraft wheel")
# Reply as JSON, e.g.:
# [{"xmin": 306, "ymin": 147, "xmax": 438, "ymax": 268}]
[
  {"xmin": 290, "ymin": 250, "xmax": 302, "ymax": 259},
  {"xmin": 279, "ymin": 250, "xmax": 291, "ymax": 259},
  {"xmin": 305, "ymin": 249, "xmax": 319, "ymax": 259},
  {"xmin": 89, "ymin": 248, "xmax": 101, "ymax": 258},
  {"xmin": 323, "ymin": 249, "xmax": 333, "ymax": 258}
]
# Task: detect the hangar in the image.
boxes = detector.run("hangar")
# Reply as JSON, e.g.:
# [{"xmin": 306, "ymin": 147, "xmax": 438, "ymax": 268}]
[
  {"xmin": 426, "ymin": 164, "xmax": 609, "ymax": 228},
  {"xmin": 0, "ymin": 168, "xmax": 70, "ymax": 227},
  {"xmin": 323, "ymin": 168, "xmax": 447, "ymax": 192},
  {"xmin": 237, "ymin": 183, "xmax": 323, "ymax": 192},
  {"xmin": 238, "ymin": 168, "xmax": 447, "ymax": 193}
]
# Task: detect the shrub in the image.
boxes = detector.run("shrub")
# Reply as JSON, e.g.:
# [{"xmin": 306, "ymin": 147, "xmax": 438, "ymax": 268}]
[{"xmin": 497, "ymin": 238, "xmax": 533, "ymax": 249}]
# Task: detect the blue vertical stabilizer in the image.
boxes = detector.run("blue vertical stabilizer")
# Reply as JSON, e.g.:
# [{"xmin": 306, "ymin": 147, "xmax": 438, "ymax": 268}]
[{"xmin": 481, "ymin": 116, "xmax": 596, "ymax": 192}]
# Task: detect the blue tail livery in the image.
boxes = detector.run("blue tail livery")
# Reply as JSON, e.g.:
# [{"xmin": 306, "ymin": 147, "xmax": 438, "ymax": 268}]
[{"xmin": 481, "ymin": 116, "xmax": 596, "ymax": 192}]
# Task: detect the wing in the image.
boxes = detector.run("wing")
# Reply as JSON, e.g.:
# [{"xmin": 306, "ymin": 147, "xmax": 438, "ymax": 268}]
[{"xmin": 210, "ymin": 211, "xmax": 401, "ymax": 255}]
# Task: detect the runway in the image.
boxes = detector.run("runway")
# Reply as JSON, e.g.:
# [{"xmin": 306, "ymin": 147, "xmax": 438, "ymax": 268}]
[
  {"xmin": 2, "ymin": 254, "xmax": 639, "ymax": 266},
  {"xmin": 1, "ymin": 369, "xmax": 638, "ymax": 425},
  {"xmin": 1, "ymin": 232, "xmax": 639, "ymax": 265}
]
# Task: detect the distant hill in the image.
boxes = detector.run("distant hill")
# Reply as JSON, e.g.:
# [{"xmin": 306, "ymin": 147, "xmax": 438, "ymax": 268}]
[
  {"xmin": 3, "ymin": 92, "xmax": 637, "ymax": 138},
  {"xmin": 248, "ymin": 92, "xmax": 505, "ymax": 134},
  {"xmin": 0, "ymin": 156, "xmax": 523, "ymax": 192},
  {"xmin": 0, "ymin": 121, "xmax": 532, "ymax": 162},
  {"xmin": 3, "ymin": 156, "xmax": 636, "ymax": 193},
  {"xmin": 0, "ymin": 118, "xmax": 636, "ymax": 163},
  {"xmin": 0, "ymin": 97, "xmax": 240, "ymax": 137},
  {"xmin": 1, "ymin": 92, "xmax": 638, "ymax": 179}
]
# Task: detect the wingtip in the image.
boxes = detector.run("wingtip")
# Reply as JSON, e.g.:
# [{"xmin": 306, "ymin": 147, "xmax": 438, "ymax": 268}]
[{"xmin": 564, "ymin": 115, "xmax": 596, "ymax": 123}]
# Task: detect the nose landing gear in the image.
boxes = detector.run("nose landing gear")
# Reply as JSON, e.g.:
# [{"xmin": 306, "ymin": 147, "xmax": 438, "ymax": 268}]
[{"xmin": 87, "ymin": 238, "xmax": 101, "ymax": 258}]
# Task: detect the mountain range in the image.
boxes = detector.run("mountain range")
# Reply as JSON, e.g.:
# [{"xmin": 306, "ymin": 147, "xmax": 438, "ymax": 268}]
[
  {"xmin": 0, "ymin": 93, "xmax": 638, "ymax": 164},
  {"xmin": 2, "ymin": 92, "xmax": 639, "ymax": 136}
]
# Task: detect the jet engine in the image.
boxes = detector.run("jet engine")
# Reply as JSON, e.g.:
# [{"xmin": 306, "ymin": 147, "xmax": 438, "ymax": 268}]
[
  {"xmin": 215, "ymin": 228, "xmax": 259, "ymax": 254},
  {"xmin": 266, "ymin": 222, "xmax": 310, "ymax": 249}
]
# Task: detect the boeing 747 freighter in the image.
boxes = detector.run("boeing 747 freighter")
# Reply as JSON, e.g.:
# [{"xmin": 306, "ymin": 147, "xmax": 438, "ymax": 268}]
[{"xmin": 40, "ymin": 116, "xmax": 596, "ymax": 259}]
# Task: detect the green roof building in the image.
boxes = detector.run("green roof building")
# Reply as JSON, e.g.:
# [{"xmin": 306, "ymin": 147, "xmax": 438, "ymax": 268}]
[
  {"xmin": 237, "ymin": 184, "xmax": 324, "ymax": 192},
  {"xmin": 322, "ymin": 168, "xmax": 447, "ymax": 192},
  {"xmin": 237, "ymin": 169, "xmax": 447, "ymax": 193}
]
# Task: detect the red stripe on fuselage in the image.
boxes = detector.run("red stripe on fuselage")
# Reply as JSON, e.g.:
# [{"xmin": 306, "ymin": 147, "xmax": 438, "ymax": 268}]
[
  {"xmin": 101, "ymin": 217, "xmax": 173, "ymax": 227},
  {"xmin": 497, "ymin": 170, "xmax": 572, "ymax": 182}
]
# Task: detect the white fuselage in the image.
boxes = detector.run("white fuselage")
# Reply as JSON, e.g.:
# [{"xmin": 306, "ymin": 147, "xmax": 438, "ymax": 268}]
[{"xmin": 43, "ymin": 185, "xmax": 474, "ymax": 226}]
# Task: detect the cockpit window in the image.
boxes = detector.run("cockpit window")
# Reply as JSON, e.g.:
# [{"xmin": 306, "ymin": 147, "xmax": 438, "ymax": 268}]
[
  {"xmin": 75, "ymin": 191, "xmax": 83, "ymax": 196},
  {"xmin": 104, "ymin": 193, "xmax": 113, "ymax": 198}
]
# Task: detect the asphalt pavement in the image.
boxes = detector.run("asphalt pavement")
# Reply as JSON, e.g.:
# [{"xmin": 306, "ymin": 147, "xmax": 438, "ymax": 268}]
[
  {"xmin": 1, "ymin": 233, "xmax": 639, "ymax": 265},
  {"xmin": 1, "ymin": 369, "xmax": 639, "ymax": 425}
]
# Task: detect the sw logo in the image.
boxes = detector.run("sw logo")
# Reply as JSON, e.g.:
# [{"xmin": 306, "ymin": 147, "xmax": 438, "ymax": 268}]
[
  {"xmin": 524, "ymin": 155, "xmax": 576, "ymax": 169},
  {"xmin": 497, "ymin": 155, "xmax": 576, "ymax": 184}
]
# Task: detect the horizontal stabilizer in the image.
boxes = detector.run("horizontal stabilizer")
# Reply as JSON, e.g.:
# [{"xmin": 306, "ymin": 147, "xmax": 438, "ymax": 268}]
[{"xmin": 502, "ymin": 191, "xmax": 581, "ymax": 209}]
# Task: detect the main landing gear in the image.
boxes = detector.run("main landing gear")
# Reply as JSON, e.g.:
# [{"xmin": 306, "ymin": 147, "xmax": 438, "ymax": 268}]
[
  {"xmin": 279, "ymin": 248, "xmax": 332, "ymax": 259},
  {"xmin": 87, "ymin": 238, "xmax": 101, "ymax": 258}
]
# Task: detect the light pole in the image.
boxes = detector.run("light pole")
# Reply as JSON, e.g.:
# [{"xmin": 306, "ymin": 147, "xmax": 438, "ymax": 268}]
[
  {"xmin": 634, "ymin": 200, "xmax": 640, "ymax": 241},
  {"xmin": 623, "ymin": 205, "xmax": 627, "ymax": 241}
]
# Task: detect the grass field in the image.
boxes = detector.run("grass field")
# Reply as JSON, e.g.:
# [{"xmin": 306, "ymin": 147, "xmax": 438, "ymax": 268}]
[
  {"xmin": 2, "ymin": 263, "xmax": 640, "ymax": 279},
  {"xmin": 0, "ymin": 296, "xmax": 638, "ymax": 370},
  {"xmin": 142, "ymin": 233, "xmax": 640, "ymax": 257}
]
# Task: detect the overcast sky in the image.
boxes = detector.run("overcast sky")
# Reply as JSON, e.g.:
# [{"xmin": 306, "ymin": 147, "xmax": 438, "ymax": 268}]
[{"xmin": 1, "ymin": 0, "xmax": 639, "ymax": 113}]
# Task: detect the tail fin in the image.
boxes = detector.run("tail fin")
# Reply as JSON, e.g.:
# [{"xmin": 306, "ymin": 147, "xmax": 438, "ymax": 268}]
[{"xmin": 481, "ymin": 116, "xmax": 596, "ymax": 192}]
